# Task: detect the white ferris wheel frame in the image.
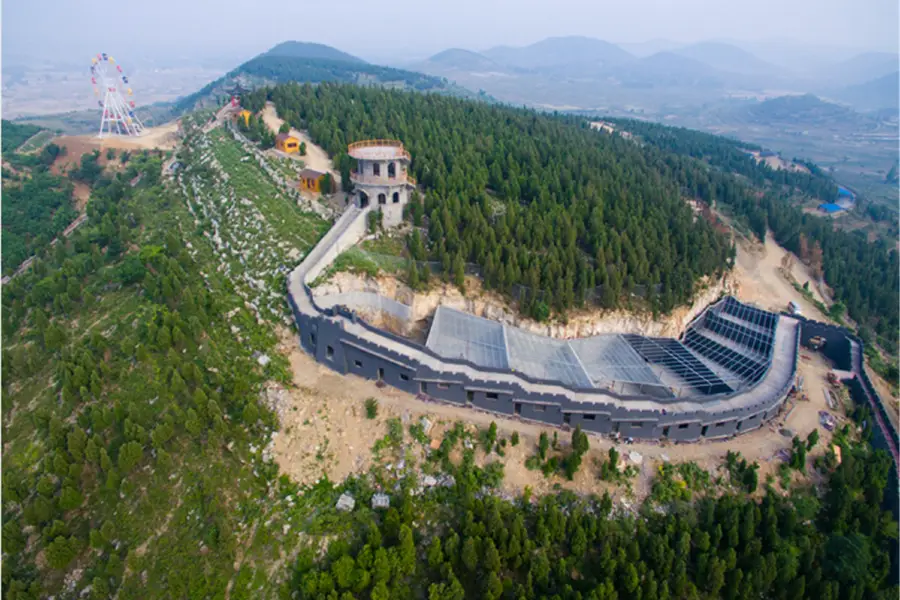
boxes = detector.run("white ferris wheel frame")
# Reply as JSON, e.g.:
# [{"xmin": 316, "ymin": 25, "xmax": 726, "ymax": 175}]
[{"xmin": 92, "ymin": 56, "xmax": 146, "ymax": 138}]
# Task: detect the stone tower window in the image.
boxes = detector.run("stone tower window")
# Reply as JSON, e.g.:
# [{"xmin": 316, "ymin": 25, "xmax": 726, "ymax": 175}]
[
  {"xmin": 392, "ymin": 191, "xmax": 400, "ymax": 203},
  {"xmin": 372, "ymin": 163, "xmax": 380, "ymax": 176},
  {"xmin": 388, "ymin": 162, "xmax": 396, "ymax": 178},
  {"xmin": 378, "ymin": 193, "xmax": 387, "ymax": 204}
]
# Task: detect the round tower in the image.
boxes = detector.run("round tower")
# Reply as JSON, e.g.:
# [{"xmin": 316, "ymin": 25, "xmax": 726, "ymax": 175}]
[{"xmin": 348, "ymin": 139, "xmax": 415, "ymax": 228}]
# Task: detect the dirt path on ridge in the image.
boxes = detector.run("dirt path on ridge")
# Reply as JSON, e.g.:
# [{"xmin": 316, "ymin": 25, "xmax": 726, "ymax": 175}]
[
  {"xmin": 732, "ymin": 232, "xmax": 829, "ymax": 318},
  {"xmin": 260, "ymin": 102, "xmax": 336, "ymax": 179}
]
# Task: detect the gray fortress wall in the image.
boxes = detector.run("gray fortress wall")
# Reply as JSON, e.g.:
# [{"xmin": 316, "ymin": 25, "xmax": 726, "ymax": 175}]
[{"xmin": 287, "ymin": 202, "xmax": 811, "ymax": 443}]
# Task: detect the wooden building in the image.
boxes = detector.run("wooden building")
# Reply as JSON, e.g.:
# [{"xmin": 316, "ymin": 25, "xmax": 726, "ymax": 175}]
[
  {"xmin": 298, "ymin": 168, "xmax": 332, "ymax": 194},
  {"xmin": 276, "ymin": 133, "xmax": 300, "ymax": 153}
]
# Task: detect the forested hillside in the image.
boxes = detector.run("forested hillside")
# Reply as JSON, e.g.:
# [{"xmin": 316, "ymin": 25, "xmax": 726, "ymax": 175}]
[
  {"xmin": 243, "ymin": 83, "xmax": 734, "ymax": 318},
  {"xmin": 1, "ymin": 118, "xmax": 307, "ymax": 598},
  {"xmin": 174, "ymin": 46, "xmax": 482, "ymax": 115},
  {"xmin": 1, "ymin": 125, "xmax": 75, "ymax": 275},
  {"xmin": 1, "ymin": 172, "xmax": 78, "ymax": 274},
  {"xmin": 2, "ymin": 109, "xmax": 897, "ymax": 600},
  {"xmin": 610, "ymin": 119, "xmax": 898, "ymax": 352},
  {"xmin": 294, "ymin": 440, "xmax": 897, "ymax": 600},
  {"xmin": 1, "ymin": 120, "xmax": 43, "ymax": 154}
]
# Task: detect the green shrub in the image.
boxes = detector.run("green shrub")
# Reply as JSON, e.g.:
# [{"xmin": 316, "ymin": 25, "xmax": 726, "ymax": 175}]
[{"xmin": 365, "ymin": 397, "xmax": 378, "ymax": 419}]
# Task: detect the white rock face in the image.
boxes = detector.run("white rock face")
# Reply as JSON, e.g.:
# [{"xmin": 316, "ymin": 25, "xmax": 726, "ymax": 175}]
[{"xmin": 313, "ymin": 270, "xmax": 736, "ymax": 339}]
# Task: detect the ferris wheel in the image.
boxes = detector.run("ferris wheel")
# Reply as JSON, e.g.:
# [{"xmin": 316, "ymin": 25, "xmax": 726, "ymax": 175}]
[{"xmin": 90, "ymin": 53, "xmax": 145, "ymax": 137}]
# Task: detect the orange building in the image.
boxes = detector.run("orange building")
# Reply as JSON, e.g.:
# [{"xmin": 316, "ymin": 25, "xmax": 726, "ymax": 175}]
[
  {"xmin": 298, "ymin": 168, "xmax": 332, "ymax": 194},
  {"xmin": 275, "ymin": 133, "xmax": 300, "ymax": 153}
]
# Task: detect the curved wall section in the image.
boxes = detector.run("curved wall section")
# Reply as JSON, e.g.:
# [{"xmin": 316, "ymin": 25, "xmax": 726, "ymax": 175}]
[{"xmin": 287, "ymin": 206, "xmax": 805, "ymax": 442}]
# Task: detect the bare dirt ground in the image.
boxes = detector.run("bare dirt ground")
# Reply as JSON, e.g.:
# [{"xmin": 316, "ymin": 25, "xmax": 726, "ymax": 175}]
[
  {"xmin": 260, "ymin": 103, "xmax": 336, "ymax": 179},
  {"xmin": 732, "ymin": 232, "xmax": 829, "ymax": 318},
  {"xmin": 50, "ymin": 121, "xmax": 179, "ymax": 174},
  {"xmin": 71, "ymin": 181, "xmax": 91, "ymax": 211},
  {"xmin": 272, "ymin": 327, "xmax": 837, "ymax": 502},
  {"xmin": 747, "ymin": 151, "xmax": 810, "ymax": 174}
]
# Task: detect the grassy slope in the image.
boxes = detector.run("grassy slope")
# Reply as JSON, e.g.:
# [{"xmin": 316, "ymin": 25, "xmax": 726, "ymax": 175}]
[{"xmin": 0, "ymin": 116, "xmax": 329, "ymax": 599}]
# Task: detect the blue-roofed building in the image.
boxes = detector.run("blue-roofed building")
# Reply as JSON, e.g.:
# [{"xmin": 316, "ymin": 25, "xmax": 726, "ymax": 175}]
[
  {"xmin": 818, "ymin": 203, "xmax": 844, "ymax": 214},
  {"xmin": 838, "ymin": 186, "xmax": 853, "ymax": 197}
]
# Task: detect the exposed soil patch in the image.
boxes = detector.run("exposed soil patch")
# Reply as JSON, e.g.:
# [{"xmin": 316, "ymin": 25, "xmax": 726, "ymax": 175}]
[
  {"xmin": 50, "ymin": 122, "xmax": 178, "ymax": 175},
  {"xmin": 260, "ymin": 102, "xmax": 336, "ymax": 181},
  {"xmin": 273, "ymin": 326, "xmax": 838, "ymax": 502},
  {"xmin": 732, "ymin": 232, "xmax": 830, "ymax": 318}
]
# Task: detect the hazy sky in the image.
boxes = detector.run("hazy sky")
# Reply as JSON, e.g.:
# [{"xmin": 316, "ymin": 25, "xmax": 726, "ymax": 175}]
[{"xmin": 3, "ymin": 0, "xmax": 897, "ymax": 66}]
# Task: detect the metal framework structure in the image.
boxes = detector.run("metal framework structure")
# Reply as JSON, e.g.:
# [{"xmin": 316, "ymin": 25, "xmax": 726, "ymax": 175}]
[
  {"xmin": 425, "ymin": 298, "xmax": 780, "ymax": 400},
  {"xmin": 91, "ymin": 53, "xmax": 145, "ymax": 137}
]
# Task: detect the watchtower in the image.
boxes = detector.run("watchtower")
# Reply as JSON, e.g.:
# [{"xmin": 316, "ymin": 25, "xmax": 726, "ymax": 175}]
[{"xmin": 348, "ymin": 139, "xmax": 415, "ymax": 228}]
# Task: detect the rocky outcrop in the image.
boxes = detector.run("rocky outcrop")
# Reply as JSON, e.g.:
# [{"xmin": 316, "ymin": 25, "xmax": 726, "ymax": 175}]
[{"xmin": 313, "ymin": 270, "xmax": 737, "ymax": 339}]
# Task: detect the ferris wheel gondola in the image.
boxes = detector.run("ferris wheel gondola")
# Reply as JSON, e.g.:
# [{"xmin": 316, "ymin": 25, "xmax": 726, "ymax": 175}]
[{"xmin": 90, "ymin": 53, "xmax": 144, "ymax": 137}]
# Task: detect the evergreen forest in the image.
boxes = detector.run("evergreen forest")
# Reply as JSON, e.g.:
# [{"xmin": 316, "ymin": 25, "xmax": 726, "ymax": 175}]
[
  {"xmin": 243, "ymin": 84, "xmax": 897, "ymax": 348},
  {"xmin": 243, "ymin": 83, "xmax": 736, "ymax": 317},
  {"xmin": 1, "ymin": 102, "xmax": 897, "ymax": 600}
]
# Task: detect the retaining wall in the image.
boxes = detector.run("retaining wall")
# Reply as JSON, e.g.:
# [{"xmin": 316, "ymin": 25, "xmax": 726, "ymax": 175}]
[{"xmin": 289, "ymin": 280, "xmax": 801, "ymax": 441}]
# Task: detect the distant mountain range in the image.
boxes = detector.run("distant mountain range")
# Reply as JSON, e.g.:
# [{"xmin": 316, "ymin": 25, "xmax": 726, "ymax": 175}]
[
  {"xmin": 669, "ymin": 42, "xmax": 780, "ymax": 76},
  {"xmin": 829, "ymin": 71, "xmax": 899, "ymax": 112},
  {"xmin": 413, "ymin": 35, "xmax": 898, "ymax": 113},
  {"xmin": 482, "ymin": 36, "xmax": 633, "ymax": 71},
  {"xmin": 261, "ymin": 41, "xmax": 365, "ymax": 64},
  {"xmin": 14, "ymin": 36, "xmax": 895, "ymax": 185},
  {"xmin": 174, "ymin": 41, "xmax": 486, "ymax": 113}
]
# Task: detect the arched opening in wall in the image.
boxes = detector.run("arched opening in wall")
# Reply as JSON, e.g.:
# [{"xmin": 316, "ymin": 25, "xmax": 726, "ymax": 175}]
[
  {"xmin": 359, "ymin": 191, "xmax": 369, "ymax": 208},
  {"xmin": 387, "ymin": 162, "xmax": 396, "ymax": 178},
  {"xmin": 372, "ymin": 163, "xmax": 381, "ymax": 177},
  {"xmin": 378, "ymin": 193, "xmax": 387, "ymax": 205},
  {"xmin": 392, "ymin": 191, "xmax": 400, "ymax": 203}
]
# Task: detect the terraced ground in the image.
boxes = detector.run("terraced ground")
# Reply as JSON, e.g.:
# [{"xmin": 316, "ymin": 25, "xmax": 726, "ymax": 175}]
[
  {"xmin": 17, "ymin": 129, "xmax": 56, "ymax": 153},
  {"xmin": 0, "ymin": 116, "xmax": 337, "ymax": 599},
  {"xmin": 180, "ymin": 126, "xmax": 329, "ymax": 323}
]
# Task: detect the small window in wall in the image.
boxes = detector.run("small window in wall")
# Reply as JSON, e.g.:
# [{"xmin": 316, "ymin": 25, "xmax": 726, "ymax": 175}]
[
  {"xmin": 326, "ymin": 345, "xmax": 334, "ymax": 359},
  {"xmin": 716, "ymin": 421, "xmax": 726, "ymax": 427},
  {"xmin": 400, "ymin": 373, "xmax": 409, "ymax": 381},
  {"xmin": 377, "ymin": 367, "xmax": 385, "ymax": 381},
  {"xmin": 421, "ymin": 382, "xmax": 429, "ymax": 394},
  {"xmin": 387, "ymin": 162, "xmax": 396, "ymax": 178},
  {"xmin": 437, "ymin": 383, "xmax": 449, "ymax": 390},
  {"xmin": 701, "ymin": 425, "xmax": 709, "ymax": 437},
  {"xmin": 678, "ymin": 423, "xmax": 690, "ymax": 429},
  {"xmin": 378, "ymin": 193, "xmax": 387, "ymax": 205},
  {"xmin": 486, "ymin": 392, "xmax": 498, "ymax": 400},
  {"xmin": 533, "ymin": 405, "xmax": 546, "ymax": 413},
  {"xmin": 372, "ymin": 163, "xmax": 381, "ymax": 176},
  {"xmin": 584, "ymin": 414, "xmax": 596, "ymax": 421},
  {"xmin": 354, "ymin": 359, "xmax": 363, "ymax": 369},
  {"xmin": 309, "ymin": 332, "xmax": 317, "ymax": 346},
  {"xmin": 392, "ymin": 191, "xmax": 400, "ymax": 203}
]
